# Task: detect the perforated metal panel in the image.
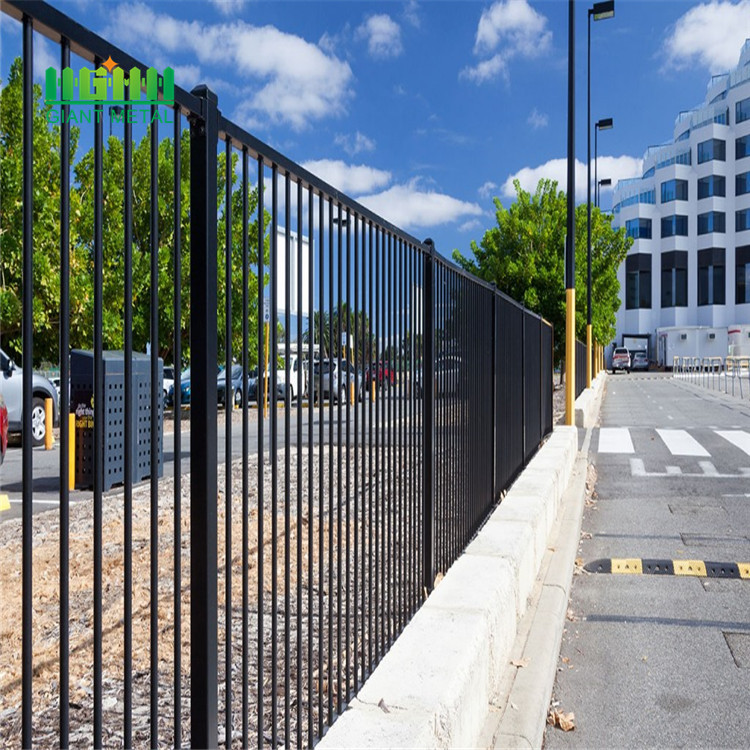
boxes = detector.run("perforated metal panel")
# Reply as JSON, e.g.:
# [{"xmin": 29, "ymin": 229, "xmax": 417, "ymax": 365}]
[{"xmin": 71, "ymin": 350, "xmax": 163, "ymax": 490}]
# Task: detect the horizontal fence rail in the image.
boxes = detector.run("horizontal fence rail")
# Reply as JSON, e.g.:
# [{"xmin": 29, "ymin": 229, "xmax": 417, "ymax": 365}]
[{"xmin": 0, "ymin": 2, "xmax": 554, "ymax": 747}]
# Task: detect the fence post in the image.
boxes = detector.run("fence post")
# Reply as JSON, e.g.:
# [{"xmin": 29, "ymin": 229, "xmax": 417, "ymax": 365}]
[
  {"xmin": 190, "ymin": 84, "xmax": 219, "ymax": 749},
  {"xmin": 422, "ymin": 239, "xmax": 436, "ymax": 594},
  {"xmin": 491, "ymin": 286, "xmax": 499, "ymax": 499}
]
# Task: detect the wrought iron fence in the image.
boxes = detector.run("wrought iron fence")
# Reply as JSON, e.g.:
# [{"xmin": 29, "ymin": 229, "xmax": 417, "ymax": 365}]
[{"xmin": 1, "ymin": 2, "xmax": 554, "ymax": 747}]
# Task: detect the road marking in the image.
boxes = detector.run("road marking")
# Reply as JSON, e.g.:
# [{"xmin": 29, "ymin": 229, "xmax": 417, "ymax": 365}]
[
  {"xmin": 7, "ymin": 498, "xmax": 61, "ymax": 506},
  {"xmin": 598, "ymin": 427, "xmax": 634, "ymax": 454},
  {"xmin": 716, "ymin": 430, "xmax": 750, "ymax": 457},
  {"xmin": 699, "ymin": 461, "xmax": 719, "ymax": 476},
  {"xmin": 656, "ymin": 429, "xmax": 710, "ymax": 456},
  {"xmin": 586, "ymin": 558, "xmax": 750, "ymax": 579}
]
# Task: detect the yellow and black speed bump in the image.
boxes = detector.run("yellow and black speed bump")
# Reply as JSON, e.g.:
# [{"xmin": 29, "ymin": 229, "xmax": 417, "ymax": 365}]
[{"xmin": 585, "ymin": 558, "xmax": 750, "ymax": 579}]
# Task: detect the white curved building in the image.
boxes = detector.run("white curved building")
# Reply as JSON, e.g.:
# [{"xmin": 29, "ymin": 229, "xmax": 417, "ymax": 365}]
[{"xmin": 612, "ymin": 40, "xmax": 750, "ymax": 366}]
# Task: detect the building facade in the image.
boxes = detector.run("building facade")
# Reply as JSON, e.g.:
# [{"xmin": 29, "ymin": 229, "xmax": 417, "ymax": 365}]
[{"xmin": 612, "ymin": 39, "xmax": 750, "ymax": 366}]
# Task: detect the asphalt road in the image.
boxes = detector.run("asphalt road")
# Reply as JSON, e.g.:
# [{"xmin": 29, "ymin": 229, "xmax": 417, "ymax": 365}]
[
  {"xmin": 546, "ymin": 373, "xmax": 750, "ymax": 749},
  {"xmin": 0, "ymin": 395, "xmax": 419, "ymax": 521}
]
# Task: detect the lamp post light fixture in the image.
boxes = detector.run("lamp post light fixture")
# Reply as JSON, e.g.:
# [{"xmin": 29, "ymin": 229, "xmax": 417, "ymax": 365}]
[
  {"xmin": 594, "ymin": 117, "xmax": 614, "ymax": 207},
  {"xmin": 597, "ymin": 177, "xmax": 612, "ymax": 209},
  {"xmin": 586, "ymin": 0, "xmax": 615, "ymax": 390}
]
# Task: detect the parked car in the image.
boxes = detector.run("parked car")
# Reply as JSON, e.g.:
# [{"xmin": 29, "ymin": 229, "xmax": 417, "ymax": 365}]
[
  {"xmin": 414, "ymin": 355, "xmax": 462, "ymax": 398},
  {"xmin": 611, "ymin": 347, "xmax": 631, "ymax": 374},
  {"xmin": 0, "ymin": 394, "xmax": 8, "ymax": 465},
  {"xmin": 312, "ymin": 359, "xmax": 362, "ymax": 403},
  {"xmin": 248, "ymin": 375, "xmax": 286, "ymax": 403},
  {"xmin": 0, "ymin": 348, "xmax": 59, "ymax": 446},
  {"xmin": 631, "ymin": 351, "xmax": 649, "ymax": 371},
  {"xmin": 217, "ymin": 364, "xmax": 257, "ymax": 408},
  {"xmin": 364, "ymin": 361, "xmax": 395, "ymax": 390},
  {"xmin": 163, "ymin": 366, "xmax": 175, "ymax": 402}
]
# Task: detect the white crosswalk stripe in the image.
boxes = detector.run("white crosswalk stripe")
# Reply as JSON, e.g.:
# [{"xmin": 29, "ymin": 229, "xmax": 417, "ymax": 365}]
[
  {"xmin": 597, "ymin": 427, "xmax": 634, "ymax": 454},
  {"xmin": 656, "ymin": 428, "xmax": 710, "ymax": 457},
  {"xmin": 715, "ymin": 430, "xmax": 750, "ymax": 457}
]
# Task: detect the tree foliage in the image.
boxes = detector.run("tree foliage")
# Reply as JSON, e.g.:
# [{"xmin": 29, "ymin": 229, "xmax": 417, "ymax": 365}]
[
  {"xmin": 453, "ymin": 178, "xmax": 631, "ymax": 367},
  {"xmin": 1, "ymin": 57, "xmax": 269, "ymax": 369}
]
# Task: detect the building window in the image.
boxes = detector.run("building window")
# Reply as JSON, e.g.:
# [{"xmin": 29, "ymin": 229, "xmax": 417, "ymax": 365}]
[
  {"xmin": 737, "ymin": 96, "xmax": 750, "ymax": 124},
  {"xmin": 737, "ymin": 246, "xmax": 750, "ymax": 304},
  {"xmin": 737, "ymin": 134, "xmax": 750, "ymax": 160},
  {"xmin": 625, "ymin": 218, "xmax": 652, "ymax": 239},
  {"xmin": 661, "ymin": 251, "xmax": 688, "ymax": 308},
  {"xmin": 697, "ymin": 174, "xmax": 726, "ymax": 199},
  {"xmin": 697, "ymin": 138, "xmax": 726, "ymax": 163},
  {"xmin": 625, "ymin": 254, "xmax": 652, "ymax": 309},
  {"xmin": 737, "ymin": 208, "xmax": 750, "ymax": 232},
  {"xmin": 661, "ymin": 214, "xmax": 689, "ymax": 238},
  {"xmin": 697, "ymin": 211, "xmax": 726, "ymax": 234},
  {"xmin": 660, "ymin": 179, "xmax": 688, "ymax": 203},
  {"xmin": 736, "ymin": 171, "xmax": 750, "ymax": 196},
  {"xmin": 697, "ymin": 248, "xmax": 725, "ymax": 306}
]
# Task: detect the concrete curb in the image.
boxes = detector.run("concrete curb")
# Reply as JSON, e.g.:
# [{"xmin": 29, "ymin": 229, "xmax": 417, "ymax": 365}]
[
  {"xmin": 317, "ymin": 426, "xmax": 578, "ymax": 750},
  {"xmin": 491, "ymin": 448, "xmax": 588, "ymax": 749},
  {"xmin": 575, "ymin": 372, "xmax": 606, "ymax": 428}
]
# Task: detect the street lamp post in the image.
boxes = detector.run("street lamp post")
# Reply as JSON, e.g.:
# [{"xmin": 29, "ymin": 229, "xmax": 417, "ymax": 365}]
[
  {"xmin": 566, "ymin": 0, "xmax": 575, "ymax": 426},
  {"xmin": 597, "ymin": 177, "xmax": 612, "ymax": 209},
  {"xmin": 595, "ymin": 117, "xmax": 614, "ymax": 207},
  {"xmin": 587, "ymin": 1, "xmax": 615, "ymax": 390}
]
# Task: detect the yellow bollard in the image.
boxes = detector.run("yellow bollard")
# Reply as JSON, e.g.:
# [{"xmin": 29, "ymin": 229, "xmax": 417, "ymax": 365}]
[
  {"xmin": 69, "ymin": 413, "xmax": 75, "ymax": 490},
  {"xmin": 371, "ymin": 379, "xmax": 376, "ymax": 401},
  {"xmin": 45, "ymin": 397, "xmax": 54, "ymax": 450},
  {"xmin": 350, "ymin": 380, "xmax": 355, "ymax": 405}
]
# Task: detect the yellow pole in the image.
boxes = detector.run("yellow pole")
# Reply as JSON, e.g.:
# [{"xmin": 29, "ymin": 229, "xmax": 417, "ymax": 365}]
[
  {"xmin": 68, "ymin": 413, "xmax": 75, "ymax": 490},
  {"xmin": 350, "ymin": 380, "xmax": 355, "ymax": 405},
  {"xmin": 371, "ymin": 379, "xmax": 376, "ymax": 401},
  {"xmin": 45, "ymin": 397, "xmax": 54, "ymax": 450},
  {"xmin": 586, "ymin": 324, "xmax": 592, "ymax": 389},
  {"xmin": 565, "ymin": 288, "xmax": 575, "ymax": 426},
  {"xmin": 263, "ymin": 321, "xmax": 270, "ymax": 419}
]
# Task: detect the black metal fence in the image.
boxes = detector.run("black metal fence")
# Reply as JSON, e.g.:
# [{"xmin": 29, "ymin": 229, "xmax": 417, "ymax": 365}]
[{"xmin": 1, "ymin": 2, "xmax": 553, "ymax": 747}]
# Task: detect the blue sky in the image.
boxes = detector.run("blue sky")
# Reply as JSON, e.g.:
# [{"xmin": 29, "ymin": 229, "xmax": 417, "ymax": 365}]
[{"xmin": 3, "ymin": 0, "xmax": 750, "ymax": 262}]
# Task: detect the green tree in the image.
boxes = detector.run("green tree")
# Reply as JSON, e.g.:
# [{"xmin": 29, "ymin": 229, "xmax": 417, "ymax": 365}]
[
  {"xmin": 453, "ymin": 178, "xmax": 630, "ymax": 372},
  {"xmin": 0, "ymin": 57, "xmax": 85, "ymax": 364}
]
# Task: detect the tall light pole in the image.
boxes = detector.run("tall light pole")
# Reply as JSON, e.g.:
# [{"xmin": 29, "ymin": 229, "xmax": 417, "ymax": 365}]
[
  {"xmin": 595, "ymin": 117, "xmax": 613, "ymax": 207},
  {"xmin": 587, "ymin": 1, "xmax": 615, "ymax": 390},
  {"xmin": 597, "ymin": 177, "xmax": 612, "ymax": 208},
  {"xmin": 566, "ymin": 0, "xmax": 576, "ymax": 426}
]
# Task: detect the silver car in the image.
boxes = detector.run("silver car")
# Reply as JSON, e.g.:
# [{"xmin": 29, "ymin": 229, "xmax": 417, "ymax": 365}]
[
  {"xmin": 0, "ymin": 348, "xmax": 59, "ymax": 446},
  {"xmin": 312, "ymin": 359, "xmax": 362, "ymax": 403}
]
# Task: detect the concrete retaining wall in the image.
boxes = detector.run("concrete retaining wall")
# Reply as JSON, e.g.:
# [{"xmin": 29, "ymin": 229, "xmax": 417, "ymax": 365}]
[
  {"xmin": 318, "ymin": 425, "xmax": 578, "ymax": 749},
  {"xmin": 575, "ymin": 371, "xmax": 606, "ymax": 428}
]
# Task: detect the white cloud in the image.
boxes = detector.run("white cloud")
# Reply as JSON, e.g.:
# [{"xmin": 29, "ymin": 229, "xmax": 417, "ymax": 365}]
[
  {"xmin": 34, "ymin": 38, "xmax": 58, "ymax": 82},
  {"xmin": 462, "ymin": 0, "xmax": 551, "ymax": 84},
  {"xmin": 474, "ymin": 0, "xmax": 552, "ymax": 56},
  {"xmin": 459, "ymin": 219, "xmax": 483, "ymax": 233},
  {"xmin": 527, "ymin": 108, "xmax": 549, "ymax": 130},
  {"xmin": 334, "ymin": 131, "xmax": 376, "ymax": 156},
  {"xmin": 208, "ymin": 0, "xmax": 247, "ymax": 17},
  {"xmin": 103, "ymin": 3, "xmax": 353, "ymax": 130},
  {"xmin": 301, "ymin": 159, "xmax": 392, "ymax": 194},
  {"xmin": 478, "ymin": 181, "xmax": 499, "ymax": 199},
  {"xmin": 460, "ymin": 54, "xmax": 508, "ymax": 84},
  {"xmin": 358, "ymin": 178, "xmax": 483, "ymax": 230},
  {"xmin": 502, "ymin": 155, "xmax": 643, "ymax": 203},
  {"xmin": 356, "ymin": 14, "xmax": 403, "ymax": 59},
  {"xmin": 664, "ymin": 1, "xmax": 750, "ymax": 74},
  {"xmin": 403, "ymin": 0, "xmax": 421, "ymax": 29}
]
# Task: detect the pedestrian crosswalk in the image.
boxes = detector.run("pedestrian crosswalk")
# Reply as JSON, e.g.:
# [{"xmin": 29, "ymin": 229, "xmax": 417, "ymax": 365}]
[{"xmin": 595, "ymin": 427, "xmax": 750, "ymax": 477}]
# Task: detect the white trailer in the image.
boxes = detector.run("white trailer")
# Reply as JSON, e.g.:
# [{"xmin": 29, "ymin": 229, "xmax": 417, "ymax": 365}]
[
  {"xmin": 728, "ymin": 324, "xmax": 750, "ymax": 357},
  {"xmin": 656, "ymin": 326, "xmax": 728, "ymax": 368}
]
